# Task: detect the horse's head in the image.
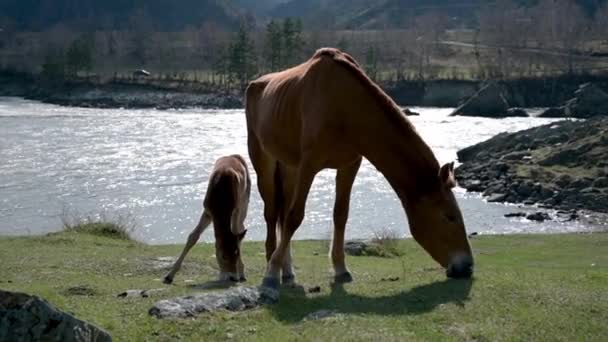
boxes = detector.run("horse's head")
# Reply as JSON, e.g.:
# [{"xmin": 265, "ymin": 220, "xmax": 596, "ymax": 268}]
[
  {"xmin": 216, "ymin": 230, "xmax": 247, "ymax": 281},
  {"xmin": 406, "ymin": 162, "xmax": 473, "ymax": 279}
]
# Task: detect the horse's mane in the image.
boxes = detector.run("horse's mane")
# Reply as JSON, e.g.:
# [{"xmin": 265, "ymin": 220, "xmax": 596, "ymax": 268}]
[
  {"xmin": 312, "ymin": 48, "xmax": 416, "ymax": 131},
  {"xmin": 312, "ymin": 48, "xmax": 440, "ymax": 177}
]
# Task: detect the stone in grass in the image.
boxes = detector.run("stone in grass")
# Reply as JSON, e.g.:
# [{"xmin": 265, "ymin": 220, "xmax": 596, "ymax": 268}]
[
  {"xmin": 304, "ymin": 310, "xmax": 340, "ymax": 321},
  {"xmin": 117, "ymin": 288, "xmax": 166, "ymax": 299},
  {"xmin": 344, "ymin": 241, "xmax": 370, "ymax": 256},
  {"xmin": 149, "ymin": 286, "xmax": 279, "ymax": 319},
  {"xmin": 0, "ymin": 290, "xmax": 112, "ymax": 342}
]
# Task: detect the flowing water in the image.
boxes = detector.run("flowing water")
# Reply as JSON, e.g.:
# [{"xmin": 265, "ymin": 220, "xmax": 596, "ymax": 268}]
[{"xmin": 0, "ymin": 97, "xmax": 602, "ymax": 244}]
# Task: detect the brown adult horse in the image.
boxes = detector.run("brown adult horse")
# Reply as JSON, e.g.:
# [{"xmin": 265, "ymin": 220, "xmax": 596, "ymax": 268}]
[
  {"xmin": 246, "ymin": 48, "xmax": 473, "ymax": 290},
  {"xmin": 163, "ymin": 155, "xmax": 250, "ymax": 284}
]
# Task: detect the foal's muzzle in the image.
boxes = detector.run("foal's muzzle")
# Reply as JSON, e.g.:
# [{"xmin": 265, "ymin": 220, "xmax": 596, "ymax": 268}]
[{"xmin": 446, "ymin": 255, "xmax": 474, "ymax": 279}]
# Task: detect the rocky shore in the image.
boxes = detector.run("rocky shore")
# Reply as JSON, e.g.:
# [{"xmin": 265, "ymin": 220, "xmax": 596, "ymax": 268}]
[
  {"xmin": 0, "ymin": 74, "xmax": 242, "ymax": 109},
  {"xmin": 3, "ymin": 70, "xmax": 608, "ymax": 110},
  {"xmin": 456, "ymin": 117, "xmax": 608, "ymax": 213}
]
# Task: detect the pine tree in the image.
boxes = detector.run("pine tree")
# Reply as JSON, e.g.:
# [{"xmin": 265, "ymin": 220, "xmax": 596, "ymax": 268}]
[
  {"xmin": 228, "ymin": 24, "xmax": 258, "ymax": 90},
  {"xmin": 281, "ymin": 18, "xmax": 303, "ymax": 68},
  {"xmin": 66, "ymin": 34, "xmax": 94, "ymax": 76},
  {"xmin": 365, "ymin": 46, "xmax": 379, "ymax": 81},
  {"xmin": 265, "ymin": 20, "xmax": 283, "ymax": 71}
]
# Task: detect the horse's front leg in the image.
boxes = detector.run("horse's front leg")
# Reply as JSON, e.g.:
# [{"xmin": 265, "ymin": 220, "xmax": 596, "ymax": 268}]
[{"xmin": 332, "ymin": 158, "xmax": 361, "ymax": 283}]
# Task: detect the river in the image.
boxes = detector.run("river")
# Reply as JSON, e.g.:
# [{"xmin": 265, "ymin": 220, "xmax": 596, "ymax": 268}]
[{"xmin": 0, "ymin": 97, "xmax": 601, "ymax": 244}]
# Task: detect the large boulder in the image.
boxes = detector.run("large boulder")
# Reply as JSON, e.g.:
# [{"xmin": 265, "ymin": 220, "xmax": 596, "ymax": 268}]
[
  {"xmin": 0, "ymin": 290, "xmax": 112, "ymax": 342},
  {"xmin": 538, "ymin": 106, "xmax": 567, "ymax": 118},
  {"xmin": 541, "ymin": 83, "xmax": 608, "ymax": 118},
  {"xmin": 564, "ymin": 83, "xmax": 608, "ymax": 118},
  {"xmin": 450, "ymin": 82, "xmax": 519, "ymax": 118}
]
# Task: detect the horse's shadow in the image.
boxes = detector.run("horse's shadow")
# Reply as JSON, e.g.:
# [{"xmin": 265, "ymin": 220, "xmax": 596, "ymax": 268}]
[
  {"xmin": 186, "ymin": 280, "xmax": 238, "ymax": 290},
  {"xmin": 268, "ymin": 278, "xmax": 474, "ymax": 323}
]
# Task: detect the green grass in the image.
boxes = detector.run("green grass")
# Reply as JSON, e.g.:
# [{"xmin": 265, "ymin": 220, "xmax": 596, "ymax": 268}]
[
  {"xmin": 1, "ymin": 230, "xmax": 607, "ymax": 341},
  {"xmin": 61, "ymin": 222, "xmax": 134, "ymax": 241}
]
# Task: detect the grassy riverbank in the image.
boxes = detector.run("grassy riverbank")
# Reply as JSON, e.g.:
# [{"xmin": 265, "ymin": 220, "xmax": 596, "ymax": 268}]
[{"xmin": 1, "ymin": 229, "xmax": 607, "ymax": 341}]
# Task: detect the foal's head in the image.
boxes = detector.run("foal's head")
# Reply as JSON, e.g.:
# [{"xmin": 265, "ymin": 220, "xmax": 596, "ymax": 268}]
[
  {"xmin": 215, "ymin": 227, "xmax": 247, "ymax": 281},
  {"xmin": 405, "ymin": 162, "xmax": 474, "ymax": 278}
]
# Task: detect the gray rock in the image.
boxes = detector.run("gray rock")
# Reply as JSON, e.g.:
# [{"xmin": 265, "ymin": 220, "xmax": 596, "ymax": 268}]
[
  {"xmin": 506, "ymin": 108, "xmax": 529, "ymax": 117},
  {"xmin": 564, "ymin": 83, "xmax": 608, "ymax": 118},
  {"xmin": 526, "ymin": 212, "xmax": 551, "ymax": 222},
  {"xmin": 570, "ymin": 178, "xmax": 593, "ymax": 190},
  {"xmin": 487, "ymin": 193, "xmax": 507, "ymax": 203},
  {"xmin": 592, "ymin": 177, "xmax": 608, "ymax": 188},
  {"xmin": 344, "ymin": 241, "xmax": 370, "ymax": 256},
  {"xmin": 581, "ymin": 187, "xmax": 601, "ymax": 194},
  {"xmin": 501, "ymin": 151, "xmax": 531, "ymax": 161},
  {"xmin": 402, "ymin": 108, "xmax": 420, "ymax": 116},
  {"xmin": 538, "ymin": 106, "xmax": 567, "ymax": 118},
  {"xmin": 304, "ymin": 310, "xmax": 339, "ymax": 321},
  {"xmin": 449, "ymin": 82, "xmax": 511, "ymax": 118},
  {"xmin": 555, "ymin": 174, "xmax": 573, "ymax": 188},
  {"xmin": 516, "ymin": 182, "xmax": 534, "ymax": 197},
  {"xmin": 0, "ymin": 290, "xmax": 112, "ymax": 342},
  {"xmin": 117, "ymin": 288, "xmax": 166, "ymax": 299},
  {"xmin": 149, "ymin": 286, "xmax": 279, "ymax": 319},
  {"xmin": 466, "ymin": 179, "xmax": 484, "ymax": 192},
  {"xmin": 504, "ymin": 212, "xmax": 527, "ymax": 218}
]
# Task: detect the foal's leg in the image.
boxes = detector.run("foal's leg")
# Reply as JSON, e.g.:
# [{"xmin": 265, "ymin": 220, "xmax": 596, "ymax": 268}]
[
  {"xmin": 237, "ymin": 253, "xmax": 246, "ymax": 282},
  {"xmin": 332, "ymin": 158, "xmax": 362, "ymax": 283},
  {"xmin": 262, "ymin": 162, "xmax": 318, "ymax": 290},
  {"xmin": 163, "ymin": 210, "xmax": 212, "ymax": 284}
]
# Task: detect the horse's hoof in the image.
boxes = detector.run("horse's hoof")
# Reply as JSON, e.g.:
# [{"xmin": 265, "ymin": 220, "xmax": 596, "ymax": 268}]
[
  {"xmin": 281, "ymin": 274, "xmax": 296, "ymax": 286},
  {"xmin": 261, "ymin": 276, "xmax": 280, "ymax": 290},
  {"xmin": 162, "ymin": 275, "xmax": 174, "ymax": 285},
  {"xmin": 238, "ymin": 276, "xmax": 247, "ymax": 283},
  {"xmin": 334, "ymin": 272, "xmax": 353, "ymax": 284}
]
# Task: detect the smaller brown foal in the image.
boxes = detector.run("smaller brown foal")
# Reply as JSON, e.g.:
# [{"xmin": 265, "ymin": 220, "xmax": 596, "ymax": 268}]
[{"xmin": 163, "ymin": 155, "xmax": 251, "ymax": 284}]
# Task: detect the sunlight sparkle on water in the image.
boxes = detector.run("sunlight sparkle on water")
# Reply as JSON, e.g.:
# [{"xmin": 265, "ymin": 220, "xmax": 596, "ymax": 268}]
[{"xmin": 0, "ymin": 97, "xmax": 601, "ymax": 244}]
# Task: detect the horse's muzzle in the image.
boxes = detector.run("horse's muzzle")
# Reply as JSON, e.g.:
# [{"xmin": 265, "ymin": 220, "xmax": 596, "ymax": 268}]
[{"xmin": 446, "ymin": 255, "xmax": 474, "ymax": 279}]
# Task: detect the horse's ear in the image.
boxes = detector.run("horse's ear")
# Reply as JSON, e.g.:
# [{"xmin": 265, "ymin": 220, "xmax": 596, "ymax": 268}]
[{"xmin": 439, "ymin": 162, "xmax": 456, "ymax": 188}]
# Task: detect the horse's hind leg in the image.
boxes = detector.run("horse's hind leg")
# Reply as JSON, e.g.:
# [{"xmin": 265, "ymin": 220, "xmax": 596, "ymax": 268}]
[
  {"xmin": 277, "ymin": 166, "xmax": 299, "ymax": 285},
  {"xmin": 247, "ymin": 134, "xmax": 279, "ymax": 263},
  {"xmin": 332, "ymin": 158, "xmax": 361, "ymax": 283},
  {"xmin": 163, "ymin": 210, "xmax": 212, "ymax": 284},
  {"xmin": 262, "ymin": 159, "xmax": 319, "ymax": 290}
]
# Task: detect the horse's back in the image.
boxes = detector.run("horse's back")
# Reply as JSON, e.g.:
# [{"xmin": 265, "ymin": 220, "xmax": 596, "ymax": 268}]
[
  {"xmin": 204, "ymin": 156, "xmax": 249, "ymax": 229},
  {"xmin": 245, "ymin": 49, "xmax": 365, "ymax": 168}
]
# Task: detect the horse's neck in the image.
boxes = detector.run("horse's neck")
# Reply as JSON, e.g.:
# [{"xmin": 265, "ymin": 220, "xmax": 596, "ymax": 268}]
[{"xmin": 356, "ymin": 105, "xmax": 439, "ymax": 202}]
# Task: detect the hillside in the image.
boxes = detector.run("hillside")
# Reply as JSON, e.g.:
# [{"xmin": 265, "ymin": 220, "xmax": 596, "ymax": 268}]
[
  {"xmin": 0, "ymin": 0, "xmax": 242, "ymax": 31},
  {"xmin": 270, "ymin": 0, "xmax": 607, "ymax": 29}
]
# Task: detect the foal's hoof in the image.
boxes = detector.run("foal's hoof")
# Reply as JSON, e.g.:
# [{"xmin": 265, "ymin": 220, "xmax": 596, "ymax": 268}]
[
  {"xmin": 281, "ymin": 274, "xmax": 296, "ymax": 286},
  {"xmin": 261, "ymin": 277, "xmax": 280, "ymax": 290},
  {"xmin": 334, "ymin": 272, "xmax": 353, "ymax": 284},
  {"xmin": 162, "ymin": 275, "xmax": 174, "ymax": 285}
]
